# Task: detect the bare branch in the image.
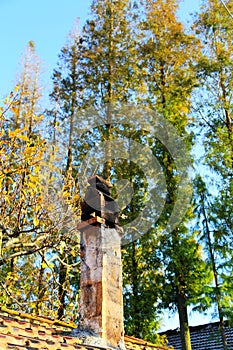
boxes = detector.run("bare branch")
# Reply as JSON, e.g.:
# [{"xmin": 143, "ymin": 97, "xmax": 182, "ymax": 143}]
[{"xmin": 0, "ymin": 243, "xmax": 57, "ymax": 267}]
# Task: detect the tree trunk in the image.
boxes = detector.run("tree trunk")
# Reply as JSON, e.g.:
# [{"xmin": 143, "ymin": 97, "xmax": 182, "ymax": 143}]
[
  {"xmin": 177, "ymin": 291, "xmax": 192, "ymax": 350},
  {"xmin": 57, "ymin": 261, "xmax": 67, "ymax": 319},
  {"xmin": 36, "ymin": 254, "xmax": 45, "ymax": 315},
  {"xmin": 131, "ymin": 240, "xmax": 141, "ymax": 333},
  {"xmin": 201, "ymin": 193, "xmax": 228, "ymax": 350}
]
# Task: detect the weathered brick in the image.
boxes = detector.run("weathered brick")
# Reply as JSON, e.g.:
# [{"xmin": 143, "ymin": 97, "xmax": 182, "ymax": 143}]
[{"xmin": 79, "ymin": 225, "xmax": 124, "ymax": 348}]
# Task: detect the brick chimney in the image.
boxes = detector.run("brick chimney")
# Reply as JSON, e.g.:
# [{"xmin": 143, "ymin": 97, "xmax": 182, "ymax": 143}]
[{"xmin": 78, "ymin": 176, "xmax": 124, "ymax": 349}]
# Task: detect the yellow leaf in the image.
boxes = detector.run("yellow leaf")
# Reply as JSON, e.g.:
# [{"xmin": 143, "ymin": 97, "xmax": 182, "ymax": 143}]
[
  {"xmin": 28, "ymin": 181, "xmax": 37, "ymax": 189},
  {"xmin": 11, "ymin": 106, "xmax": 19, "ymax": 116},
  {"xmin": 14, "ymin": 84, "xmax": 20, "ymax": 92},
  {"xmin": 18, "ymin": 135, "xmax": 28, "ymax": 141},
  {"xmin": 33, "ymin": 217, "xmax": 39, "ymax": 226},
  {"xmin": 8, "ymin": 129, "xmax": 21, "ymax": 138}
]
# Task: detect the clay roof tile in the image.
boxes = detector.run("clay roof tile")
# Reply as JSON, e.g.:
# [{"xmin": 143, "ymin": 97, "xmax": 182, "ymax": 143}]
[{"xmin": 0, "ymin": 307, "xmax": 170, "ymax": 350}]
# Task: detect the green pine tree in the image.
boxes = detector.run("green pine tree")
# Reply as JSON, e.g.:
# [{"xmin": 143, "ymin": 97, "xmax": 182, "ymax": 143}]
[
  {"xmin": 139, "ymin": 1, "xmax": 211, "ymax": 349},
  {"xmin": 193, "ymin": 2, "xmax": 233, "ymax": 348}
]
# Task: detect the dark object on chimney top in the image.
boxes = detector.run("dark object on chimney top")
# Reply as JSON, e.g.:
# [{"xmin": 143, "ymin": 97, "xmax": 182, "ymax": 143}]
[
  {"xmin": 88, "ymin": 175, "xmax": 112, "ymax": 195},
  {"xmin": 81, "ymin": 176, "xmax": 118, "ymax": 226}
]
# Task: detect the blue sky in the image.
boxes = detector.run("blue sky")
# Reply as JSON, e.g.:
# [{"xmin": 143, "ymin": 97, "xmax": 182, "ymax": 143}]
[
  {"xmin": 0, "ymin": 0, "xmax": 90, "ymax": 96},
  {"xmin": 0, "ymin": 0, "xmax": 202, "ymax": 98}
]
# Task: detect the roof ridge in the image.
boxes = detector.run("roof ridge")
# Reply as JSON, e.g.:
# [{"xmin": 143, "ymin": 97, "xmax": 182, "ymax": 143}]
[
  {"xmin": 161, "ymin": 319, "xmax": 231, "ymax": 335},
  {"xmin": 124, "ymin": 335, "xmax": 157, "ymax": 346},
  {"xmin": 0, "ymin": 307, "xmax": 170, "ymax": 350},
  {"xmin": 0, "ymin": 306, "xmax": 77, "ymax": 329},
  {"xmin": 124, "ymin": 335, "xmax": 170, "ymax": 349}
]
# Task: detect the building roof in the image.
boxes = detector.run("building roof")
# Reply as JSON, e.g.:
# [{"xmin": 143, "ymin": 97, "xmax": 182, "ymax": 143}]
[
  {"xmin": 161, "ymin": 321, "xmax": 233, "ymax": 350},
  {"xmin": 0, "ymin": 307, "xmax": 171, "ymax": 350}
]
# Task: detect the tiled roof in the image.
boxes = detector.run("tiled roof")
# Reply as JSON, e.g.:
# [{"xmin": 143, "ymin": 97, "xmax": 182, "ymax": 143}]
[
  {"xmin": 0, "ymin": 307, "xmax": 171, "ymax": 350},
  {"xmin": 161, "ymin": 321, "xmax": 233, "ymax": 350},
  {"xmin": 124, "ymin": 336, "xmax": 171, "ymax": 350}
]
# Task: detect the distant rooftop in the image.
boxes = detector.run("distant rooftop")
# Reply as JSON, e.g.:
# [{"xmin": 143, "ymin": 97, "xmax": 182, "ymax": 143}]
[{"xmin": 160, "ymin": 321, "xmax": 233, "ymax": 350}]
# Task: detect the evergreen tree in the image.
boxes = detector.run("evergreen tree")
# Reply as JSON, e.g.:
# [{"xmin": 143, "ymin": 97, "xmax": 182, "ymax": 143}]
[
  {"xmin": 193, "ymin": 2, "xmax": 233, "ymax": 347},
  {"xmin": 78, "ymin": 0, "xmax": 140, "ymax": 178},
  {"xmin": 139, "ymin": 1, "xmax": 211, "ymax": 349},
  {"xmin": 48, "ymin": 0, "xmax": 165, "ymax": 336},
  {"xmin": 194, "ymin": 176, "xmax": 233, "ymax": 350}
]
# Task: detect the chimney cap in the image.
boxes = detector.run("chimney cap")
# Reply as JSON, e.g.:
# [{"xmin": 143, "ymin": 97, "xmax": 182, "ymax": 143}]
[{"xmin": 88, "ymin": 175, "xmax": 113, "ymax": 188}]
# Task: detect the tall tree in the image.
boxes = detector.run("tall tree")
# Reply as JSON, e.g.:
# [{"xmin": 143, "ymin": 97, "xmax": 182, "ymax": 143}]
[
  {"xmin": 78, "ymin": 1, "xmax": 166, "ymax": 339},
  {"xmin": 0, "ymin": 90, "xmax": 49, "ymax": 312},
  {"xmin": 13, "ymin": 41, "xmax": 43, "ymax": 135},
  {"xmin": 194, "ymin": 176, "xmax": 233, "ymax": 350},
  {"xmin": 193, "ymin": 0, "xmax": 232, "ymax": 172},
  {"xmin": 48, "ymin": 0, "xmax": 165, "ymax": 337},
  {"xmin": 48, "ymin": 0, "xmax": 140, "ymax": 313},
  {"xmin": 0, "ymin": 42, "xmax": 47, "ymax": 311},
  {"xmin": 78, "ymin": 0, "xmax": 140, "ymax": 178},
  {"xmin": 0, "ymin": 41, "xmax": 80, "ymax": 320},
  {"xmin": 49, "ymin": 23, "xmax": 82, "ymax": 320},
  {"xmin": 139, "ymin": 1, "xmax": 210, "ymax": 349},
  {"xmin": 117, "ymin": 131, "xmax": 163, "ymax": 342},
  {"xmin": 193, "ymin": 2, "xmax": 233, "ymax": 348}
]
